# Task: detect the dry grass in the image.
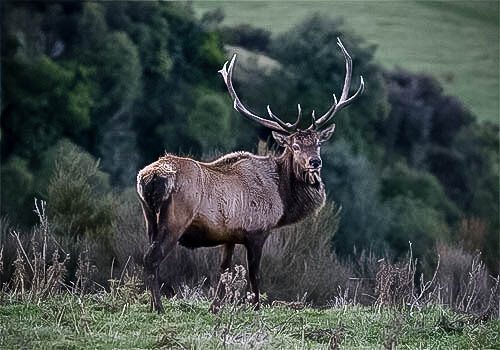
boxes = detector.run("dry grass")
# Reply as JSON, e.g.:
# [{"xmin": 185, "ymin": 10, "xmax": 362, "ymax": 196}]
[
  {"xmin": 436, "ymin": 242, "xmax": 499, "ymax": 316},
  {"xmin": 1, "ymin": 198, "xmax": 498, "ymax": 324},
  {"xmin": 7, "ymin": 200, "xmax": 69, "ymax": 303}
]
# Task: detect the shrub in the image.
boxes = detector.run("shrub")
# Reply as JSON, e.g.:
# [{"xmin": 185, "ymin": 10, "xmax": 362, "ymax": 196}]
[
  {"xmin": 322, "ymin": 139, "xmax": 389, "ymax": 256},
  {"xmin": 260, "ymin": 204, "xmax": 348, "ymax": 303},
  {"xmin": 381, "ymin": 162, "xmax": 461, "ymax": 223},
  {"xmin": 0, "ymin": 157, "xmax": 35, "ymax": 224},
  {"xmin": 221, "ymin": 24, "xmax": 271, "ymax": 52},
  {"xmin": 111, "ymin": 189, "xmax": 147, "ymax": 267},
  {"xmin": 45, "ymin": 140, "xmax": 115, "ymax": 241},
  {"xmin": 436, "ymin": 242, "xmax": 499, "ymax": 315},
  {"xmin": 187, "ymin": 89, "xmax": 234, "ymax": 153},
  {"xmin": 382, "ymin": 69, "xmax": 474, "ymax": 164},
  {"xmin": 384, "ymin": 195, "xmax": 449, "ymax": 260}
]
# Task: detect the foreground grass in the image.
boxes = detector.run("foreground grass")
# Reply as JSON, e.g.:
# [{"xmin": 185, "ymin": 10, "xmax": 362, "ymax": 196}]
[
  {"xmin": 193, "ymin": 1, "xmax": 499, "ymax": 122},
  {"xmin": 0, "ymin": 294, "xmax": 498, "ymax": 349}
]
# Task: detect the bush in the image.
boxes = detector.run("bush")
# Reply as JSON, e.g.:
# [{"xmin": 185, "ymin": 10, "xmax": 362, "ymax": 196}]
[
  {"xmin": 111, "ymin": 189, "xmax": 147, "ymax": 267},
  {"xmin": 0, "ymin": 200, "xmax": 69, "ymax": 301},
  {"xmin": 382, "ymin": 69, "xmax": 474, "ymax": 165},
  {"xmin": 381, "ymin": 162, "xmax": 461, "ymax": 223},
  {"xmin": 187, "ymin": 89, "xmax": 234, "ymax": 152},
  {"xmin": 261, "ymin": 204, "xmax": 348, "ymax": 303},
  {"xmin": 221, "ymin": 24, "xmax": 271, "ymax": 52},
  {"xmin": 0, "ymin": 157, "xmax": 34, "ymax": 223},
  {"xmin": 436, "ymin": 242, "xmax": 499, "ymax": 315},
  {"xmin": 45, "ymin": 140, "xmax": 115, "ymax": 241},
  {"xmin": 2, "ymin": 195, "xmax": 497, "ymax": 316},
  {"xmin": 321, "ymin": 139, "xmax": 389, "ymax": 256},
  {"xmin": 384, "ymin": 196, "xmax": 449, "ymax": 260}
]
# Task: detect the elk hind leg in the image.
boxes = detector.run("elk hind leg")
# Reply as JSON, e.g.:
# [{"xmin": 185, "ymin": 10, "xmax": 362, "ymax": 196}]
[
  {"xmin": 139, "ymin": 206, "xmax": 157, "ymax": 312},
  {"xmin": 143, "ymin": 199, "xmax": 186, "ymax": 313},
  {"xmin": 140, "ymin": 200, "xmax": 166, "ymax": 313},
  {"xmin": 245, "ymin": 235, "xmax": 267, "ymax": 310},
  {"xmin": 138, "ymin": 171, "xmax": 176, "ymax": 313}
]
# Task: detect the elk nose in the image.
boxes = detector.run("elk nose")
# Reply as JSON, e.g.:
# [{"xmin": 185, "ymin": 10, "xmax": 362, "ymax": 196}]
[{"xmin": 309, "ymin": 158, "xmax": 322, "ymax": 168}]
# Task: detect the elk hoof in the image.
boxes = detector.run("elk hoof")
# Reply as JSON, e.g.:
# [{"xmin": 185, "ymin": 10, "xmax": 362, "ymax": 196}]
[
  {"xmin": 209, "ymin": 301, "xmax": 221, "ymax": 314},
  {"xmin": 152, "ymin": 300, "xmax": 164, "ymax": 314},
  {"xmin": 155, "ymin": 305, "xmax": 165, "ymax": 314}
]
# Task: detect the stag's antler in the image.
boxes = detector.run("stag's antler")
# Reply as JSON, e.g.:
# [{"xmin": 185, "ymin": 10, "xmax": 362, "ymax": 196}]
[
  {"xmin": 219, "ymin": 38, "xmax": 364, "ymax": 133},
  {"xmin": 309, "ymin": 38, "xmax": 365, "ymax": 130},
  {"xmin": 219, "ymin": 54, "xmax": 300, "ymax": 134}
]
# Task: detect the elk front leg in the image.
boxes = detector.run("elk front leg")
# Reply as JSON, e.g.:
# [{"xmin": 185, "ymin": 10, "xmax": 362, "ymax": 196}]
[
  {"xmin": 210, "ymin": 243, "xmax": 235, "ymax": 313},
  {"xmin": 245, "ymin": 235, "xmax": 266, "ymax": 310}
]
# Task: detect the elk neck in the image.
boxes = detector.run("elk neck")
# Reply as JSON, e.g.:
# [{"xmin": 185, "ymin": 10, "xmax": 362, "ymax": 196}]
[{"xmin": 274, "ymin": 149, "xmax": 326, "ymax": 227}]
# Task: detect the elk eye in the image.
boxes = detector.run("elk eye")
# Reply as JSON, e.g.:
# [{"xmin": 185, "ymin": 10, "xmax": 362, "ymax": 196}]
[{"xmin": 292, "ymin": 143, "xmax": 300, "ymax": 152}]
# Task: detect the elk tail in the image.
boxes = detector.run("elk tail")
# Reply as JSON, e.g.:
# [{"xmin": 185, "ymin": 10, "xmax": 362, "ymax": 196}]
[{"xmin": 137, "ymin": 164, "xmax": 176, "ymax": 216}]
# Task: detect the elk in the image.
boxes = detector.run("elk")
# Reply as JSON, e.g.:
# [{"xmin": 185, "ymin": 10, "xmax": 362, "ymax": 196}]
[{"xmin": 137, "ymin": 38, "xmax": 364, "ymax": 313}]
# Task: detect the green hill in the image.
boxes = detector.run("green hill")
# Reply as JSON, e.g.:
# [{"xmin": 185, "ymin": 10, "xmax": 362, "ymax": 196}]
[{"xmin": 193, "ymin": 0, "xmax": 499, "ymax": 122}]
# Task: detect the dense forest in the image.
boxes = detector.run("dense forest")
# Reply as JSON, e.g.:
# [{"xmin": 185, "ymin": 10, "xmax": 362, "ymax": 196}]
[{"xmin": 1, "ymin": 1, "xmax": 498, "ymax": 276}]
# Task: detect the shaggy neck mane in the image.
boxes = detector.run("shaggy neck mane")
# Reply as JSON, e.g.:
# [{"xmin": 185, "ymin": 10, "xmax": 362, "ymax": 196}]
[{"xmin": 274, "ymin": 149, "xmax": 325, "ymax": 226}]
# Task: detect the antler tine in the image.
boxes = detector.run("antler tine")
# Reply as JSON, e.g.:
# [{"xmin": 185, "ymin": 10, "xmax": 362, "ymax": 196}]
[
  {"xmin": 337, "ymin": 38, "xmax": 352, "ymax": 102},
  {"xmin": 266, "ymin": 105, "xmax": 298, "ymax": 132},
  {"xmin": 309, "ymin": 38, "xmax": 365, "ymax": 130},
  {"xmin": 293, "ymin": 104, "xmax": 302, "ymax": 129},
  {"xmin": 219, "ymin": 54, "xmax": 292, "ymax": 133}
]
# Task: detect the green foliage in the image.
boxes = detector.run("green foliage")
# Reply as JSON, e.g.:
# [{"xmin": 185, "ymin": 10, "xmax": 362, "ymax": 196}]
[
  {"xmin": 105, "ymin": 2, "xmax": 172, "ymax": 80},
  {"xmin": 381, "ymin": 163, "xmax": 461, "ymax": 223},
  {"xmin": 45, "ymin": 140, "xmax": 115, "ymax": 241},
  {"xmin": 198, "ymin": 32, "xmax": 225, "ymax": 67},
  {"xmin": 324, "ymin": 141, "xmax": 451, "ymax": 259},
  {"xmin": 452, "ymin": 122, "xmax": 500, "ymax": 269},
  {"xmin": 384, "ymin": 196, "xmax": 449, "ymax": 259},
  {"xmin": 0, "ymin": 157, "xmax": 34, "ymax": 223},
  {"xmin": 187, "ymin": 89, "xmax": 234, "ymax": 151},
  {"xmin": 221, "ymin": 23, "xmax": 271, "ymax": 52},
  {"xmin": 2, "ymin": 55, "xmax": 94, "ymax": 159},
  {"xmin": 87, "ymin": 31, "xmax": 141, "ymax": 115},
  {"xmin": 383, "ymin": 70, "xmax": 474, "ymax": 167},
  {"xmin": 77, "ymin": 2, "xmax": 108, "ymax": 50},
  {"xmin": 322, "ymin": 139, "xmax": 388, "ymax": 255}
]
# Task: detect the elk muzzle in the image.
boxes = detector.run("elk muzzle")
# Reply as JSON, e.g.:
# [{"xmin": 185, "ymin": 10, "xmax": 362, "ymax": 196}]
[
  {"xmin": 309, "ymin": 157, "xmax": 322, "ymax": 169},
  {"xmin": 305, "ymin": 157, "xmax": 322, "ymax": 185}
]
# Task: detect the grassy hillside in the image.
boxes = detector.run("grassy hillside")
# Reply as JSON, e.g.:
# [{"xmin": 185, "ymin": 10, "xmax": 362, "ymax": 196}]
[
  {"xmin": 193, "ymin": 0, "xmax": 499, "ymax": 122},
  {"xmin": 1, "ymin": 295, "xmax": 499, "ymax": 349}
]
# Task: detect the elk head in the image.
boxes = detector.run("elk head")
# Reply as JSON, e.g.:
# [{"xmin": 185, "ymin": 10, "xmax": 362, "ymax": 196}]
[{"xmin": 219, "ymin": 38, "xmax": 364, "ymax": 185}]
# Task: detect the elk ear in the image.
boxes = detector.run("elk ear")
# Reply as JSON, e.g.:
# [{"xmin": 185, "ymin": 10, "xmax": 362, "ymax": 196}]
[
  {"xmin": 319, "ymin": 124, "xmax": 335, "ymax": 143},
  {"xmin": 272, "ymin": 131, "xmax": 290, "ymax": 147}
]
